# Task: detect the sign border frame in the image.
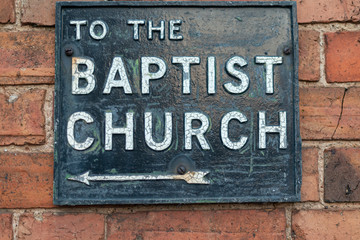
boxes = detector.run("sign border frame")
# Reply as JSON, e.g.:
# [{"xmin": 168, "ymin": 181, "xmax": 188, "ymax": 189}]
[{"xmin": 54, "ymin": 1, "xmax": 301, "ymax": 205}]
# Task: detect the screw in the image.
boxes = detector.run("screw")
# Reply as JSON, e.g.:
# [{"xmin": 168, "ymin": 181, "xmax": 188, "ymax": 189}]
[
  {"xmin": 177, "ymin": 165, "xmax": 187, "ymax": 175},
  {"xmin": 283, "ymin": 47, "xmax": 291, "ymax": 55},
  {"xmin": 65, "ymin": 48, "xmax": 73, "ymax": 56}
]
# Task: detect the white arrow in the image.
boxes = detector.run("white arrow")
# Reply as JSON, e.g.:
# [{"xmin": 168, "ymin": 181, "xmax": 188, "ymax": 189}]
[{"xmin": 68, "ymin": 171, "xmax": 210, "ymax": 185}]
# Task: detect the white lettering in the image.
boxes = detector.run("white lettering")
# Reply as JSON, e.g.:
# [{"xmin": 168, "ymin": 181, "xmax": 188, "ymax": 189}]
[
  {"xmin": 72, "ymin": 57, "xmax": 96, "ymax": 95},
  {"xmin": 184, "ymin": 112, "xmax": 210, "ymax": 150},
  {"xmin": 105, "ymin": 112, "xmax": 134, "ymax": 150},
  {"xmin": 141, "ymin": 57, "xmax": 167, "ymax": 94},
  {"xmin": 70, "ymin": 20, "xmax": 87, "ymax": 40},
  {"xmin": 103, "ymin": 57, "xmax": 132, "ymax": 94},
  {"xmin": 224, "ymin": 56, "xmax": 249, "ymax": 94},
  {"xmin": 207, "ymin": 56, "xmax": 216, "ymax": 94},
  {"xmin": 172, "ymin": 56, "xmax": 200, "ymax": 94},
  {"xmin": 127, "ymin": 19, "xmax": 145, "ymax": 40},
  {"xmin": 169, "ymin": 20, "xmax": 183, "ymax": 40},
  {"xmin": 221, "ymin": 111, "xmax": 248, "ymax": 150},
  {"xmin": 67, "ymin": 112, "xmax": 94, "ymax": 150},
  {"xmin": 258, "ymin": 111, "xmax": 287, "ymax": 149},
  {"xmin": 89, "ymin": 20, "xmax": 108, "ymax": 40},
  {"xmin": 255, "ymin": 56, "xmax": 283, "ymax": 94},
  {"xmin": 144, "ymin": 112, "xmax": 172, "ymax": 151},
  {"xmin": 148, "ymin": 20, "xmax": 165, "ymax": 40}
]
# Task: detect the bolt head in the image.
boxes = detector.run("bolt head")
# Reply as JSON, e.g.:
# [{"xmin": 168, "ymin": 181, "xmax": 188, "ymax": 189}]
[
  {"xmin": 65, "ymin": 48, "xmax": 73, "ymax": 56},
  {"xmin": 283, "ymin": 47, "xmax": 291, "ymax": 55},
  {"xmin": 177, "ymin": 165, "xmax": 187, "ymax": 175}
]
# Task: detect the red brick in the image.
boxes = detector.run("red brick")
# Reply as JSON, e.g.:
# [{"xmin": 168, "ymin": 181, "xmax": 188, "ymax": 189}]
[
  {"xmin": 299, "ymin": 30, "xmax": 320, "ymax": 81},
  {"xmin": 292, "ymin": 210, "xmax": 360, "ymax": 239},
  {"xmin": 22, "ymin": 0, "xmax": 279, "ymax": 26},
  {"xmin": 299, "ymin": 87, "xmax": 344, "ymax": 140},
  {"xmin": 0, "ymin": 89, "xmax": 46, "ymax": 145},
  {"xmin": 18, "ymin": 213, "xmax": 105, "ymax": 240},
  {"xmin": 332, "ymin": 87, "xmax": 360, "ymax": 139},
  {"xmin": 0, "ymin": 0, "xmax": 15, "ymax": 23},
  {"xmin": 0, "ymin": 153, "xmax": 54, "ymax": 208},
  {"xmin": 107, "ymin": 209, "xmax": 286, "ymax": 240},
  {"xmin": 143, "ymin": 231, "xmax": 279, "ymax": 239},
  {"xmin": 325, "ymin": 148, "xmax": 360, "ymax": 202},
  {"xmin": 20, "ymin": 0, "xmax": 360, "ymax": 25},
  {"xmin": 0, "ymin": 31, "xmax": 54, "ymax": 80},
  {"xmin": 21, "ymin": 0, "xmax": 101, "ymax": 26},
  {"xmin": 297, "ymin": 0, "xmax": 360, "ymax": 23},
  {"xmin": 301, "ymin": 147, "xmax": 319, "ymax": 202},
  {"xmin": 325, "ymin": 32, "xmax": 360, "ymax": 83},
  {"xmin": 0, "ymin": 214, "xmax": 12, "ymax": 240},
  {"xmin": 0, "ymin": 76, "xmax": 54, "ymax": 86}
]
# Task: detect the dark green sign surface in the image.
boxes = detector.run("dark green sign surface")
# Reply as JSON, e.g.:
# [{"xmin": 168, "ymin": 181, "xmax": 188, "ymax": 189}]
[{"xmin": 54, "ymin": 1, "xmax": 301, "ymax": 205}]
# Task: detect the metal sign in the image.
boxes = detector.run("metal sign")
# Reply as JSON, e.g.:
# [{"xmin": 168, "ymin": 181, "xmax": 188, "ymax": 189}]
[{"xmin": 54, "ymin": 1, "xmax": 301, "ymax": 205}]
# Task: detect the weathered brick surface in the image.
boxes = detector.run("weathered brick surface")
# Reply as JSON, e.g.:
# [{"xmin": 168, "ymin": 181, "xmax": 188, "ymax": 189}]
[
  {"xmin": 332, "ymin": 88, "xmax": 360, "ymax": 139},
  {"xmin": 299, "ymin": 87, "xmax": 344, "ymax": 140},
  {"xmin": 20, "ymin": 0, "xmax": 360, "ymax": 25},
  {"xmin": 0, "ymin": 89, "xmax": 46, "ymax": 145},
  {"xmin": 301, "ymin": 147, "xmax": 319, "ymax": 202},
  {"xmin": 0, "ymin": 31, "xmax": 54, "ymax": 81},
  {"xmin": 6, "ymin": 0, "xmax": 360, "ymax": 239},
  {"xmin": 325, "ymin": 32, "xmax": 360, "ymax": 83},
  {"xmin": 0, "ymin": 0, "xmax": 15, "ymax": 23},
  {"xmin": 107, "ymin": 209, "xmax": 286, "ymax": 239},
  {"xmin": 297, "ymin": 0, "xmax": 360, "ymax": 23},
  {"xmin": 0, "ymin": 76, "xmax": 54, "ymax": 86},
  {"xmin": 299, "ymin": 30, "xmax": 320, "ymax": 81},
  {"xmin": 0, "ymin": 213, "xmax": 12, "ymax": 240},
  {"xmin": 325, "ymin": 148, "xmax": 360, "ymax": 202},
  {"xmin": 0, "ymin": 153, "xmax": 54, "ymax": 208},
  {"xmin": 140, "ymin": 231, "xmax": 280, "ymax": 239},
  {"xmin": 21, "ymin": 0, "xmax": 101, "ymax": 26},
  {"xmin": 18, "ymin": 213, "xmax": 105, "ymax": 240},
  {"xmin": 292, "ymin": 210, "xmax": 360, "ymax": 239}
]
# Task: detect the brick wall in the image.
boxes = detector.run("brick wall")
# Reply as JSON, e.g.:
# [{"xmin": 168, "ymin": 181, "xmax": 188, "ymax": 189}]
[{"xmin": 1, "ymin": 0, "xmax": 360, "ymax": 239}]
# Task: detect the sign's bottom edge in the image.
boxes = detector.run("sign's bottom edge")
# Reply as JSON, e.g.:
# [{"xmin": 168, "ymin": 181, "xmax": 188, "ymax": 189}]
[{"xmin": 53, "ymin": 195, "xmax": 301, "ymax": 206}]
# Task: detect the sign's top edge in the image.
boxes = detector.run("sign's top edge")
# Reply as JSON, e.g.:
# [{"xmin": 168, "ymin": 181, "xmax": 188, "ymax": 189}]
[{"xmin": 56, "ymin": 1, "xmax": 296, "ymax": 8}]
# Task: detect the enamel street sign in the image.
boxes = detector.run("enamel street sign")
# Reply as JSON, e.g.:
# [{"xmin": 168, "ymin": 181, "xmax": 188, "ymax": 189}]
[{"xmin": 54, "ymin": 1, "xmax": 301, "ymax": 205}]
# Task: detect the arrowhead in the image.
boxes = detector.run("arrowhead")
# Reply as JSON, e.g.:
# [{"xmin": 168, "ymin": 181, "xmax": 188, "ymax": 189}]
[
  {"xmin": 183, "ymin": 171, "xmax": 210, "ymax": 184},
  {"xmin": 67, "ymin": 171, "xmax": 90, "ymax": 185}
]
